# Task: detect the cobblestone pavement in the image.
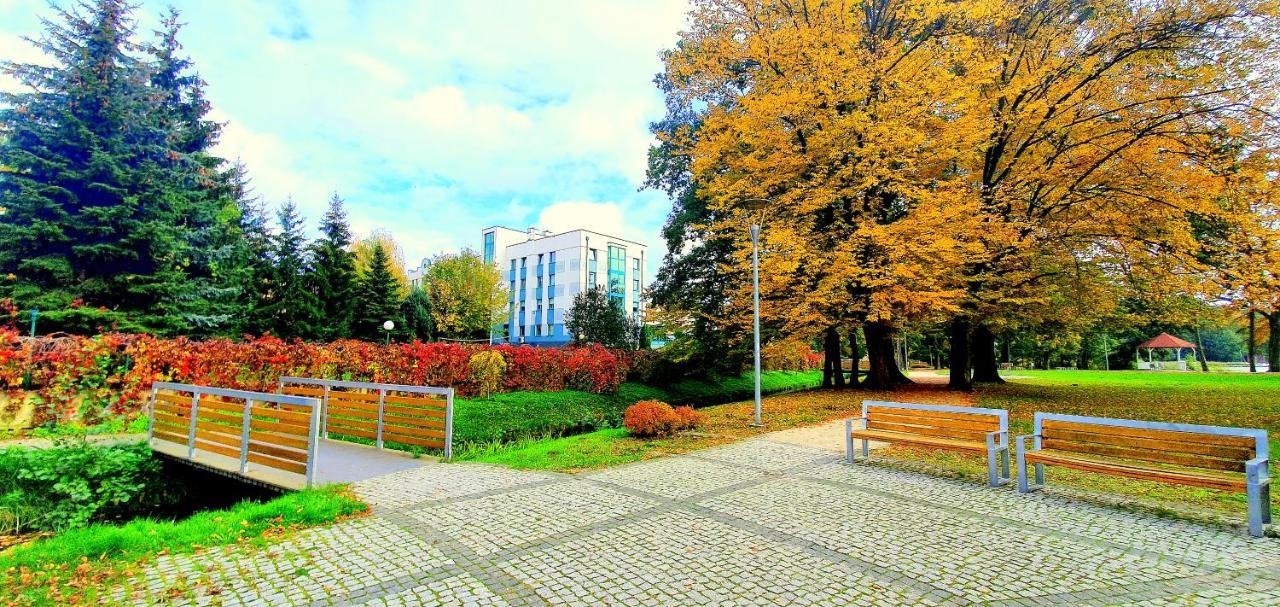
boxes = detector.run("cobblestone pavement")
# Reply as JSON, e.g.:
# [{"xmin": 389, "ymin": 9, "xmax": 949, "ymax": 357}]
[{"xmin": 116, "ymin": 439, "xmax": 1280, "ymax": 606}]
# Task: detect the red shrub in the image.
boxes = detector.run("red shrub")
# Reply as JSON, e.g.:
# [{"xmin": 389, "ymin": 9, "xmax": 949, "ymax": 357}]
[
  {"xmin": 672, "ymin": 405, "xmax": 705, "ymax": 431},
  {"xmin": 4, "ymin": 333, "xmax": 640, "ymax": 425},
  {"xmin": 623, "ymin": 400, "xmax": 679, "ymax": 438}
]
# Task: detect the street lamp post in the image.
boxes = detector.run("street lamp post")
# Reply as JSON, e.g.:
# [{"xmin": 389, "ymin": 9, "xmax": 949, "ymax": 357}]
[
  {"xmin": 383, "ymin": 320, "xmax": 395, "ymax": 345},
  {"xmin": 743, "ymin": 198, "xmax": 769, "ymax": 428}
]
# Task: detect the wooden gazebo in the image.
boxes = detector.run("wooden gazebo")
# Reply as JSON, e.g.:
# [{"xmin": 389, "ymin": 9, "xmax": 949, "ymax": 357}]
[{"xmin": 1135, "ymin": 332, "xmax": 1196, "ymax": 371}]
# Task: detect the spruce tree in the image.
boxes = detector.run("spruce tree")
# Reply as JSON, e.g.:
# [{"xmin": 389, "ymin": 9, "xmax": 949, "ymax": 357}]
[
  {"xmin": 0, "ymin": 1, "xmax": 231, "ymax": 335},
  {"xmin": 309, "ymin": 193, "xmax": 357, "ymax": 340},
  {"xmin": 145, "ymin": 8, "xmax": 240, "ymax": 335},
  {"xmin": 225, "ymin": 160, "xmax": 274, "ymax": 335},
  {"xmin": 353, "ymin": 243, "xmax": 404, "ymax": 341},
  {"xmin": 254, "ymin": 199, "xmax": 321, "ymax": 339}
]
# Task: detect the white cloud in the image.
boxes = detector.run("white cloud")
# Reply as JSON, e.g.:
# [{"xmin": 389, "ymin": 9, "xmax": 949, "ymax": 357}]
[{"xmin": 538, "ymin": 201, "xmax": 626, "ymax": 236}]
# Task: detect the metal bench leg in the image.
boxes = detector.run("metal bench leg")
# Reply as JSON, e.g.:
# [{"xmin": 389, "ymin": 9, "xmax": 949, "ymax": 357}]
[
  {"xmin": 861, "ymin": 438, "xmax": 869, "ymax": 459},
  {"xmin": 845, "ymin": 419, "xmax": 855, "ymax": 464},
  {"xmin": 1016, "ymin": 440, "xmax": 1030, "ymax": 493},
  {"xmin": 1001, "ymin": 448, "xmax": 1011, "ymax": 482},
  {"xmin": 1247, "ymin": 481, "xmax": 1264, "ymax": 538},
  {"xmin": 987, "ymin": 446, "xmax": 1000, "ymax": 488},
  {"xmin": 1264, "ymin": 482, "xmax": 1272, "ymax": 525},
  {"xmin": 1034, "ymin": 462, "xmax": 1045, "ymax": 485}
]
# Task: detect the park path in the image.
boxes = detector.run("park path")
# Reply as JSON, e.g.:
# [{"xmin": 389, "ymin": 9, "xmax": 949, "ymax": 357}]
[{"xmin": 114, "ymin": 420, "xmax": 1280, "ymax": 606}]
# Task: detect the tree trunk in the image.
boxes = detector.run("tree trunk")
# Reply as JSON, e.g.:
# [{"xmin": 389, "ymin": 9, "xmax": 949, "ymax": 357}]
[
  {"xmin": 1267, "ymin": 312, "xmax": 1280, "ymax": 373},
  {"xmin": 848, "ymin": 324, "xmax": 861, "ymax": 388},
  {"xmin": 948, "ymin": 318, "xmax": 972, "ymax": 391},
  {"xmin": 1077, "ymin": 336, "xmax": 1091, "ymax": 370},
  {"xmin": 1000, "ymin": 334, "xmax": 1012, "ymax": 365},
  {"xmin": 822, "ymin": 326, "xmax": 844, "ymax": 388},
  {"xmin": 863, "ymin": 322, "xmax": 911, "ymax": 390},
  {"xmin": 1248, "ymin": 310, "xmax": 1257, "ymax": 373},
  {"xmin": 970, "ymin": 324, "xmax": 1004, "ymax": 383},
  {"xmin": 1194, "ymin": 326, "xmax": 1209, "ymax": 372}
]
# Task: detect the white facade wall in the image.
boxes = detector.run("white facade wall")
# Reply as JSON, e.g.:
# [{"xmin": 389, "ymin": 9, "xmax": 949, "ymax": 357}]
[{"xmin": 482, "ymin": 226, "xmax": 645, "ymax": 345}]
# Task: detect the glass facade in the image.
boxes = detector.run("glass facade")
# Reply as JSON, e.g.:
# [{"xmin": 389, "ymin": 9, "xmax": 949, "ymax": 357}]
[
  {"xmin": 483, "ymin": 232, "xmax": 495, "ymax": 264},
  {"xmin": 607, "ymin": 245, "xmax": 626, "ymax": 305}
]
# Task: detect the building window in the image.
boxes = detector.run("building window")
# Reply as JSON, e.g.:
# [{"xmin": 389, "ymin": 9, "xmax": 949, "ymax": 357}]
[
  {"xmin": 633, "ymin": 258, "xmax": 640, "ymax": 272},
  {"xmin": 549, "ymin": 251, "xmax": 556, "ymax": 270},
  {"xmin": 632, "ymin": 278, "xmax": 639, "ymax": 292},
  {"xmin": 521, "ymin": 257, "xmax": 526, "ymax": 268},
  {"xmin": 483, "ymin": 232, "xmax": 495, "ymax": 264},
  {"xmin": 608, "ymin": 245, "xmax": 626, "ymax": 304}
]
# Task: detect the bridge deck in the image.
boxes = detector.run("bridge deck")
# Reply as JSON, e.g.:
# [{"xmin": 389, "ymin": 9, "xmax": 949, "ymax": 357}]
[{"xmin": 151, "ymin": 438, "xmax": 432, "ymax": 490}]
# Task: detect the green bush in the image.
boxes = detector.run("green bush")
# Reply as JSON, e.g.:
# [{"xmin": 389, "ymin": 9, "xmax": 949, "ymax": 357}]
[
  {"xmin": 452, "ymin": 370, "xmax": 820, "ymax": 449},
  {"xmin": 0, "ymin": 441, "xmax": 175, "ymax": 534}
]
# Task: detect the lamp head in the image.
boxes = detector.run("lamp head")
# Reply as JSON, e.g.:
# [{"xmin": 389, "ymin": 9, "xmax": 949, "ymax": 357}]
[
  {"xmin": 383, "ymin": 320, "xmax": 395, "ymax": 331},
  {"xmin": 742, "ymin": 198, "xmax": 770, "ymax": 211}
]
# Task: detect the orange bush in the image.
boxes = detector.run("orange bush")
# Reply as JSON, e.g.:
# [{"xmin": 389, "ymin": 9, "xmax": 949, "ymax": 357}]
[
  {"xmin": 673, "ymin": 405, "xmax": 705, "ymax": 431},
  {"xmin": 623, "ymin": 400, "xmax": 679, "ymax": 438}
]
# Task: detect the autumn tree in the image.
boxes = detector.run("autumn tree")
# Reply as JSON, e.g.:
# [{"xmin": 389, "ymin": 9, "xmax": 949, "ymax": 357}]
[
  {"xmin": 655, "ymin": 0, "xmax": 988, "ymax": 388},
  {"xmin": 948, "ymin": 0, "xmax": 1280, "ymax": 388},
  {"xmin": 353, "ymin": 229, "xmax": 409, "ymax": 296},
  {"xmin": 422, "ymin": 250, "xmax": 505, "ymax": 340}
]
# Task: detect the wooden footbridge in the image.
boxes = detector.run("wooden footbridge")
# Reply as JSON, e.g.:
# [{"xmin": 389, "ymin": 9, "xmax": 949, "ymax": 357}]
[{"xmin": 146, "ymin": 379, "xmax": 454, "ymax": 490}]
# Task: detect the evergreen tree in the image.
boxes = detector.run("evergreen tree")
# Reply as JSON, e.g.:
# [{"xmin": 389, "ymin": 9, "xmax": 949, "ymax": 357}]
[
  {"xmin": 225, "ymin": 159, "xmax": 274, "ymax": 335},
  {"xmin": 145, "ymin": 8, "xmax": 240, "ymax": 335},
  {"xmin": 352, "ymin": 243, "xmax": 404, "ymax": 341},
  {"xmin": 0, "ymin": 1, "xmax": 231, "ymax": 335},
  {"xmin": 253, "ymin": 199, "xmax": 320, "ymax": 338},
  {"xmin": 565, "ymin": 287, "xmax": 632, "ymax": 349},
  {"xmin": 308, "ymin": 193, "xmax": 357, "ymax": 339},
  {"xmin": 401, "ymin": 287, "xmax": 434, "ymax": 341}
]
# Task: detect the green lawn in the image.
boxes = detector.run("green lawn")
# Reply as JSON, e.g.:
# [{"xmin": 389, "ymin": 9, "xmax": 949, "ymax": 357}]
[{"xmin": 0, "ymin": 485, "xmax": 367, "ymax": 606}]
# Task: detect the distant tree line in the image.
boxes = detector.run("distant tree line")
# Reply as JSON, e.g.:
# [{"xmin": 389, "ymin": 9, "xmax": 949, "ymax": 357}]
[{"xmin": 0, "ymin": 1, "xmax": 504, "ymax": 342}]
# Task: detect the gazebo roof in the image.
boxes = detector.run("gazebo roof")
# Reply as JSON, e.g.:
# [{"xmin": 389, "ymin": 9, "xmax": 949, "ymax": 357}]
[{"xmin": 1137, "ymin": 332, "xmax": 1195, "ymax": 349}]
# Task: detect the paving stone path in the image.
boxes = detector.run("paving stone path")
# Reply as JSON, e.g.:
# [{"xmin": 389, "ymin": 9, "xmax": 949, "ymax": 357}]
[{"xmin": 116, "ymin": 436, "xmax": 1280, "ymax": 606}]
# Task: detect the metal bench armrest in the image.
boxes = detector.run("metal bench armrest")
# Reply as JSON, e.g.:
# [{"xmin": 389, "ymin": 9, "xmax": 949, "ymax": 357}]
[
  {"xmin": 986, "ymin": 429, "xmax": 1009, "ymax": 449},
  {"xmin": 849, "ymin": 417, "xmax": 868, "ymax": 431},
  {"xmin": 1015, "ymin": 433, "xmax": 1041, "ymax": 451}
]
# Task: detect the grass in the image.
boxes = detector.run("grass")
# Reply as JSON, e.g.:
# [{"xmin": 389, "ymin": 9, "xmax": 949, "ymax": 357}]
[
  {"xmin": 463, "ymin": 381, "xmax": 965, "ymax": 471},
  {"xmin": 0, "ymin": 484, "xmax": 368, "ymax": 606},
  {"xmin": 450, "ymin": 370, "xmax": 822, "ymax": 455}
]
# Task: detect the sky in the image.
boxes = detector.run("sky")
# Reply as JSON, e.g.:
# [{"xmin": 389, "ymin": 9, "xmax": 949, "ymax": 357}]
[{"xmin": 0, "ymin": 0, "xmax": 691, "ymax": 276}]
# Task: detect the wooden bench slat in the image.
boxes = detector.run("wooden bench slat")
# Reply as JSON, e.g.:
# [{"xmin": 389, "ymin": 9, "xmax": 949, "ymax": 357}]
[
  {"xmin": 1042, "ymin": 419, "xmax": 1257, "ymax": 448},
  {"xmin": 867, "ymin": 420, "xmax": 989, "ymax": 442},
  {"xmin": 871, "ymin": 410, "xmax": 1000, "ymax": 433},
  {"xmin": 1044, "ymin": 428, "xmax": 1255, "ymax": 461},
  {"xmin": 850, "ymin": 429, "xmax": 987, "ymax": 453},
  {"xmin": 1025, "ymin": 449, "xmax": 1247, "ymax": 491},
  {"xmin": 326, "ymin": 426, "xmax": 379, "ymax": 441},
  {"xmin": 867, "ymin": 405, "xmax": 998, "ymax": 424},
  {"xmin": 382, "ymin": 413, "xmax": 446, "ymax": 430},
  {"xmin": 155, "ymin": 392, "xmax": 194, "ymax": 407},
  {"xmin": 196, "ymin": 408, "xmax": 242, "ymax": 426},
  {"xmin": 197, "ymin": 396, "xmax": 244, "ymax": 415},
  {"xmin": 326, "ymin": 417, "xmax": 378, "ymax": 433},
  {"xmin": 1041, "ymin": 438, "xmax": 1247, "ymax": 472}
]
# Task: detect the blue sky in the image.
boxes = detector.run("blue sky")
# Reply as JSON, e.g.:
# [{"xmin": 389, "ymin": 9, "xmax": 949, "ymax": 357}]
[{"xmin": 0, "ymin": 0, "xmax": 689, "ymax": 274}]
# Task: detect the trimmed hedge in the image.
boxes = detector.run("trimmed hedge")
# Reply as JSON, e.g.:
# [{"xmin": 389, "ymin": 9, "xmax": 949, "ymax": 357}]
[{"xmin": 453, "ymin": 370, "xmax": 821, "ymax": 446}]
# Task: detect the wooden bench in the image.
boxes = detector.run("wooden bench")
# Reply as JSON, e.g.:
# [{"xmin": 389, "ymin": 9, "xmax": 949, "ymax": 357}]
[
  {"xmin": 846, "ymin": 401, "xmax": 1010, "ymax": 487},
  {"xmin": 1016, "ymin": 413, "xmax": 1271, "ymax": 537},
  {"xmin": 278, "ymin": 377, "xmax": 455, "ymax": 460}
]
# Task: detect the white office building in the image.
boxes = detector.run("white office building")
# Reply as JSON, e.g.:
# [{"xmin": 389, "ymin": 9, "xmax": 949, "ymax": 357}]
[{"xmin": 483, "ymin": 226, "xmax": 646, "ymax": 346}]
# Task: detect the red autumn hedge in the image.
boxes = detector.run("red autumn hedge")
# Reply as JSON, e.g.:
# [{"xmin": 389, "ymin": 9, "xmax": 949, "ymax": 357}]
[{"xmin": 0, "ymin": 329, "xmax": 643, "ymax": 427}]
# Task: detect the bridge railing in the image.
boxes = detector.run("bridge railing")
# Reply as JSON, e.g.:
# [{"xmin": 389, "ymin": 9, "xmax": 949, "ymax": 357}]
[
  {"xmin": 147, "ymin": 382, "xmax": 322, "ymax": 487},
  {"xmin": 278, "ymin": 377, "xmax": 454, "ymax": 460}
]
